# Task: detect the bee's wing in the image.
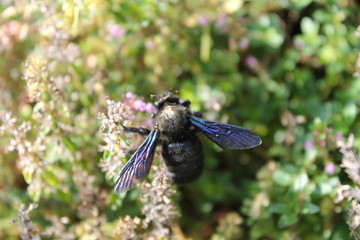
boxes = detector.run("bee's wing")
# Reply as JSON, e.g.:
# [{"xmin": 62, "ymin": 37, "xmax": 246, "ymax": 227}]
[
  {"xmin": 114, "ymin": 129, "xmax": 159, "ymax": 193},
  {"xmin": 190, "ymin": 116, "xmax": 262, "ymax": 150}
]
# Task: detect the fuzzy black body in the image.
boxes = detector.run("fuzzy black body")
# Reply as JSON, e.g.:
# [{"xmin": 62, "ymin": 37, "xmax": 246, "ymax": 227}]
[
  {"xmin": 152, "ymin": 100, "xmax": 204, "ymax": 184},
  {"xmin": 161, "ymin": 136, "xmax": 203, "ymax": 184}
]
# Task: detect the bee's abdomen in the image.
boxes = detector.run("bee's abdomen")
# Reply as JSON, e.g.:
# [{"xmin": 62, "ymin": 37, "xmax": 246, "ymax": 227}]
[{"xmin": 161, "ymin": 136, "xmax": 203, "ymax": 184}]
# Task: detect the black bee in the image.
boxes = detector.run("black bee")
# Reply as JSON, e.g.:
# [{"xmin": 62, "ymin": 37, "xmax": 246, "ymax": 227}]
[{"xmin": 114, "ymin": 90, "xmax": 262, "ymax": 193}]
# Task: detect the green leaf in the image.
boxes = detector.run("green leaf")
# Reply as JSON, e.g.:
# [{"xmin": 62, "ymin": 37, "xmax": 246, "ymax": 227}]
[
  {"xmin": 319, "ymin": 45, "xmax": 337, "ymax": 64},
  {"xmin": 29, "ymin": 187, "xmax": 42, "ymax": 202},
  {"xmin": 40, "ymin": 127, "xmax": 51, "ymax": 137},
  {"xmin": 268, "ymin": 204, "xmax": 287, "ymax": 214},
  {"xmin": 56, "ymin": 189, "xmax": 72, "ymax": 203},
  {"xmin": 45, "ymin": 142, "xmax": 58, "ymax": 163},
  {"xmin": 316, "ymin": 182, "xmax": 334, "ymax": 196},
  {"xmin": 301, "ymin": 17, "xmax": 319, "ymax": 36},
  {"xmin": 343, "ymin": 102, "xmax": 357, "ymax": 125},
  {"xmin": 301, "ymin": 203, "xmax": 320, "ymax": 215},
  {"xmin": 200, "ymin": 27, "xmax": 211, "ymax": 62},
  {"xmin": 268, "ymin": 145, "xmax": 286, "ymax": 157},
  {"xmin": 63, "ymin": 137, "xmax": 76, "ymax": 152},
  {"xmin": 264, "ymin": 28, "xmax": 284, "ymax": 48},
  {"xmin": 273, "ymin": 168, "xmax": 293, "ymax": 187},
  {"xmin": 293, "ymin": 172, "xmax": 308, "ymax": 192},
  {"xmin": 292, "ymin": 0, "xmax": 312, "ymax": 9},
  {"xmin": 43, "ymin": 169, "xmax": 60, "ymax": 187},
  {"xmin": 103, "ymin": 150, "xmax": 112, "ymax": 161},
  {"xmin": 278, "ymin": 214, "xmax": 298, "ymax": 228},
  {"xmin": 305, "ymin": 147, "xmax": 317, "ymax": 164},
  {"xmin": 22, "ymin": 165, "xmax": 35, "ymax": 184},
  {"xmin": 33, "ymin": 102, "xmax": 45, "ymax": 113}
]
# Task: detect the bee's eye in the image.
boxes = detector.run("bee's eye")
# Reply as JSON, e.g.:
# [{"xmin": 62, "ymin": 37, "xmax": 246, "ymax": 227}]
[{"xmin": 168, "ymin": 97, "xmax": 179, "ymax": 104}]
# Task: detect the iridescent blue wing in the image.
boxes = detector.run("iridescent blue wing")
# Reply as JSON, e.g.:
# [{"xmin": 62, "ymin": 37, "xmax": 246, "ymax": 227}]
[
  {"xmin": 114, "ymin": 129, "xmax": 159, "ymax": 193},
  {"xmin": 190, "ymin": 116, "xmax": 262, "ymax": 149}
]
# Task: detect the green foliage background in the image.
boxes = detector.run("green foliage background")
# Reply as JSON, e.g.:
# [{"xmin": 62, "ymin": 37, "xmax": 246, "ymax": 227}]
[{"xmin": 1, "ymin": 0, "xmax": 360, "ymax": 239}]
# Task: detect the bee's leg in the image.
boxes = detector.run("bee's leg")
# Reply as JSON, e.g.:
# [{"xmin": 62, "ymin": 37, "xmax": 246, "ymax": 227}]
[
  {"xmin": 191, "ymin": 111, "xmax": 203, "ymax": 118},
  {"xmin": 183, "ymin": 100, "xmax": 202, "ymax": 117},
  {"xmin": 120, "ymin": 124, "xmax": 151, "ymax": 136},
  {"xmin": 181, "ymin": 99, "xmax": 191, "ymax": 107}
]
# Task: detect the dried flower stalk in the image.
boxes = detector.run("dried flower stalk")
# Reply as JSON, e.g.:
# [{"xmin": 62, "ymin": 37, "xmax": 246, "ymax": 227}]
[
  {"xmin": 12, "ymin": 203, "xmax": 47, "ymax": 240},
  {"xmin": 336, "ymin": 134, "xmax": 360, "ymax": 239}
]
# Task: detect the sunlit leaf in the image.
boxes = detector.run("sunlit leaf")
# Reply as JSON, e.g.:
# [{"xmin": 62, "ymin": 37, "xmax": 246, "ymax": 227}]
[
  {"xmin": 293, "ymin": 172, "xmax": 308, "ymax": 192},
  {"xmin": 200, "ymin": 27, "xmax": 211, "ymax": 62},
  {"xmin": 43, "ymin": 169, "xmax": 60, "ymax": 187},
  {"xmin": 273, "ymin": 168, "xmax": 293, "ymax": 187},
  {"xmin": 22, "ymin": 165, "xmax": 35, "ymax": 184}
]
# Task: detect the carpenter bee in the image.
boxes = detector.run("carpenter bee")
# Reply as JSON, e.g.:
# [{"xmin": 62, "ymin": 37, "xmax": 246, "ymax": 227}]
[{"xmin": 114, "ymin": 90, "xmax": 262, "ymax": 193}]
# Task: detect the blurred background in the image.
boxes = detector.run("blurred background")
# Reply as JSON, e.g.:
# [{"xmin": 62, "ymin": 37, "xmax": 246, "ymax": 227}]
[{"xmin": 1, "ymin": 0, "xmax": 360, "ymax": 239}]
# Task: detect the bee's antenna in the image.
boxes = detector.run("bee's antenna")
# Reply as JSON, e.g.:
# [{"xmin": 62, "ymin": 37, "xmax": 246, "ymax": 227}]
[{"xmin": 150, "ymin": 94, "xmax": 158, "ymax": 99}]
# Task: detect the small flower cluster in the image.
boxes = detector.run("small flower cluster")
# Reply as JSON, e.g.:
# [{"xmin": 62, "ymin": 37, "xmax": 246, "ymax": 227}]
[
  {"xmin": 211, "ymin": 212, "xmax": 244, "ymax": 240},
  {"xmin": 12, "ymin": 203, "xmax": 47, "ymax": 240},
  {"xmin": 0, "ymin": 113, "xmax": 33, "ymax": 154},
  {"xmin": 23, "ymin": 55, "xmax": 53, "ymax": 102},
  {"xmin": 116, "ymin": 165, "xmax": 180, "ymax": 239},
  {"xmin": 0, "ymin": 111, "xmax": 65, "ymax": 202},
  {"xmin": 335, "ymin": 134, "xmax": 360, "ymax": 238},
  {"xmin": 0, "ymin": 112, "xmax": 46, "ymax": 186},
  {"xmin": 304, "ymin": 129, "xmax": 344, "ymax": 151},
  {"xmin": 98, "ymin": 97, "xmax": 132, "ymax": 139},
  {"xmin": 73, "ymin": 168, "xmax": 104, "ymax": 219},
  {"xmin": 140, "ymin": 165, "xmax": 180, "ymax": 237},
  {"xmin": 97, "ymin": 93, "xmax": 155, "ymax": 179},
  {"xmin": 304, "ymin": 127, "xmax": 344, "ymax": 175},
  {"xmin": 122, "ymin": 92, "xmax": 156, "ymax": 115},
  {"xmin": 45, "ymin": 216, "xmax": 76, "ymax": 240},
  {"xmin": 280, "ymin": 110, "xmax": 306, "ymax": 146},
  {"xmin": 97, "ymin": 97, "xmax": 132, "ymax": 179},
  {"xmin": 72, "ymin": 168, "xmax": 107, "ymax": 239},
  {"xmin": 116, "ymin": 216, "xmax": 142, "ymax": 239},
  {"xmin": 30, "ymin": 0, "xmax": 81, "ymax": 64}
]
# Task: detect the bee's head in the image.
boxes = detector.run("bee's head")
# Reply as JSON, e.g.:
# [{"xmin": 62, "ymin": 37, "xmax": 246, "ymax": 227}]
[{"xmin": 151, "ymin": 90, "xmax": 180, "ymax": 109}]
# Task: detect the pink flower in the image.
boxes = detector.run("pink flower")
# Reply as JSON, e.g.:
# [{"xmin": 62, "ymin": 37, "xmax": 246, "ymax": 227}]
[
  {"xmin": 144, "ymin": 103, "xmax": 155, "ymax": 114},
  {"xmin": 108, "ymin": 24, "xmax": 125, "ymax": 38},
  {"xmin": 229, "ymin": 37, "xmax": 236, "ymax": 46},
  {"xmin": 145, "ymin": 41, "xmax": 156, "ymax": 49},
  {"xmin": 198, "ymin": 16, "xmax": 210, "ymax": 26},
  {"xmin": 304, "ymin": 140, "xmax": 313, "ymax": 150},
  {"xmin": 336, "ymin": 132, "xmax": 344, "ymax": 141},
  {"xmin": 215, "ymin": 14, "xmax": 228, "ymax": 28},
  {"xmin": 121, "ymin": 92, "xmax": 155, "ymax": 115},
  {"xmin": 133, "ymin": 100, "xmax": 146, "ymax": 111},
  {"xmin": 239, "ymin": 38, "xmax": 249, "ymax": 50},
  {"xmin": 324, "ymin": 162, "xmax": 336, "ymax": 175},
  {"xmin": 245, "ymin": 55, "xmax": 258, "ymax": 69},
  {"xmin": 124, "ymin": 92, "xmax": 136, "ymax": 100},
  {"xmin": 143, "ymin": 118, "xmax": 153, "ymax": 127}
]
